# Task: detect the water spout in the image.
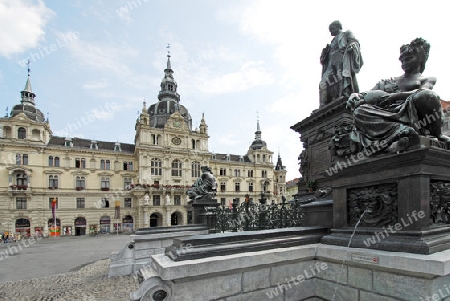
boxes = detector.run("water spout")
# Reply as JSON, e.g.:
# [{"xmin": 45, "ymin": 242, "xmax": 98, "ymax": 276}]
[{"xmin": 331, "ymin": 210, "xmax": 366, "ymax": 301}]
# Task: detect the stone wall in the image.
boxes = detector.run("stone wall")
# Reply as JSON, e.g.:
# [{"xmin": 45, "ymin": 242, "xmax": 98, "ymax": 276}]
[
  {"xmin": 109, "ymin": 226, "xmax": 208, "ymax": 277},
  {"xmin": 132, "ymin": 243, "xmax": 450, "ymax": 301}
]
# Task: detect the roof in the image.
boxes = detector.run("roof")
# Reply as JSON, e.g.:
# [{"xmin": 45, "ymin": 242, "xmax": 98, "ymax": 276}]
[
  {"xmin": 48, "ymin": 136, "xmax": 135, "ymax": 153},
  {"xmin": 211, "ymin": 153, "xmax": 251, "ymax": 163}
]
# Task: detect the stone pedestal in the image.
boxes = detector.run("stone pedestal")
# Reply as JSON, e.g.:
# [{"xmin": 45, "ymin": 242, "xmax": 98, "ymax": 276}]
[
  {"xmin": 322, "ymin": 146, "xmax": 450, "ymax": 254},
  {"xmin": 301, "ymin": 199, "xmax": 333, "ymax": 228},
  {"xmin": 290, "ymin": 98, "xmax": 353, "ymax": 187},
  {"xmin": 187, "ymin": 197, "xmax": 219, "ymax": 232}
]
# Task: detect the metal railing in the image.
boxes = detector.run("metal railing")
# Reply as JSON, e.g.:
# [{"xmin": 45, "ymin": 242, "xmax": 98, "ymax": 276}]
[{"xmin": 212, "ymin": 196, "xmax": 305, "ymax": 232}]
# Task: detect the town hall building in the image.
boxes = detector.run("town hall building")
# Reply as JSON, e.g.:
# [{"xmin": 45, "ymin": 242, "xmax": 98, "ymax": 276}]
[{"xmin": 0, "ymin": 55, "xmax": 286, "ymax": 237}]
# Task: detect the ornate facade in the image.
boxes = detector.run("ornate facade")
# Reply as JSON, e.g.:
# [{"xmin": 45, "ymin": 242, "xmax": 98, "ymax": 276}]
[{"xmin": 0, "ymin": 55, "xmax": 286, "ymax": 237}]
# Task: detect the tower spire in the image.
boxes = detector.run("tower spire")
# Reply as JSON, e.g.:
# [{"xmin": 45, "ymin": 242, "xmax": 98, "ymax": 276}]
[
  {"xmin": 158, "ymin": 44, "xmax": 180, "ymax": 102},
  {"xmin": 21, "ymin": 59, "xmax": 36, "ymax": 105}
]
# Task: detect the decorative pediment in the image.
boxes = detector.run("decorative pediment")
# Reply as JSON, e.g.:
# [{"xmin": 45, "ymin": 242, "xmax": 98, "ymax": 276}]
[
  {"xmin": 97, "ymin": 172, "xmax": 114, "ymax": 177},
  {"xmin": 7, "ymin": 166, "xmax": 33, "ymax": 174},
  {"xmin": 44, "ymin": 169, "xmax": 63, "ymax": 174},
  {"xmin": 10, "ymin": 112, "xmax": 32, "ymax": 122},
  {"xmin": 71, "ymin": 171, "xmax": 90, "ymax": 176},
  {"xmin": 121, "ymin": 173, "xmax": 137, "ymax": 178},
  {"xmin": 165, "ymin": 111, "xmax": 188, "ymax": 132}
]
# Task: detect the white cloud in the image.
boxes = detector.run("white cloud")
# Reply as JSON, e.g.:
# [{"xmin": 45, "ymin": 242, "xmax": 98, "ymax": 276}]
[
  {"xmin": 90, "ymin": 108, "xmax": 115, "ymax": 122},
  {"xmin": 64, "ymin": 36, "xmax": 138, "ymax": 76},
  {"xmin": 190, "ymin": 60, "xmax": 274, "ymax": 95},
  {"xmin": 81, "ymin": 78, "xmax": 109, "ymax": 90},
  {"xmin": 0, "ymin": 0, "xmax": 54, "ymax": 57}
]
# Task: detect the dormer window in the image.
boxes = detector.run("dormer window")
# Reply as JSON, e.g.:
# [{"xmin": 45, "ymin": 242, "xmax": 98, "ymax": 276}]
[
  {"xmin": 65, "ymin": 138, "xmax": 73, "ymax": 147},
  {"xmin": 212, "ymin": 153, "xmax": 216, "ymax": 160},
  {"xmin": 114, "ymin": 142, "xmax": 121, "ymax": 152},
  {"xmin": 238, "ymin": 156, "xmax": 244, "ymax": 162},
  {"xmin": 90, "ymin": 140, "xmax": 98, "ymax": 150},
  {"xmin": 225, "ymin": 154, "xmax": 230, "ymax": 161}
]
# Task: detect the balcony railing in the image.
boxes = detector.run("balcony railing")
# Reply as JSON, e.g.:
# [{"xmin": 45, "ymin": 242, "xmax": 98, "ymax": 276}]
[
  {"xmin": 126, "ymin": 184, "xmax": 191, "ymax": 191},
  {"xmin": 9, "ymin": 185, "xmax": 28, "ymax": 190}
]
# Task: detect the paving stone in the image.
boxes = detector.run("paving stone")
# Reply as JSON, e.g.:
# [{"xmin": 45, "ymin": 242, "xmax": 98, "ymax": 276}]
[{"xmin": 0, "ymin": 259, "xmax": 139, "ymax": 301}]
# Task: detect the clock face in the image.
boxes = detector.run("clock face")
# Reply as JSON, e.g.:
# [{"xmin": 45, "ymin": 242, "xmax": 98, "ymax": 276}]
[
  {"xmin": 173, "ymin": 121, "xmax": 181, "ymax": 128},
  {"xmin": 172, "ymin": 137, "xmax": 181, "ymax": 145}
]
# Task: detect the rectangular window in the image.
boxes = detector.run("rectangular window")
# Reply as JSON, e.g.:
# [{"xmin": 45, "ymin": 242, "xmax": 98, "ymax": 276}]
[
  {"xmin": 219, "ymin": 168, "xmax": 226, "ymax": 176},
  {"xmin": 249, "ymin": 182, "xmax": 254, "ymax": 192},
  {"xmin": 262, "ymin": 170, "xmax": 267, "ymax": 178},
  {"xmin": 153, "ymin": 195, "xmax": 161, "ymax": 206},
  {"xmin": 124, "ymin": 198, "xmax": 132, "ymax": 208},
  {"xmin": 234, "ymin": 169, "xmax": 240, "ymax": 177},
  {"xmin": 16, "ymin": 154, "xmax": 28, "ymax": 165},
  {"xmin": 101, "ymin": 177, "xmax": 110, "ymax": 189},
  {"xmin": 76, "ymin": 176, "xmax": 85, "ymax": 189},
  {"xmin": 124, "ymin": 178, "xmax": 132, "ymax": 189},
  {"xmin": 123, "ymin": 162, "xmax": 133, "ymax": 171},
  {"xmin": 220, "ymin": 182, "xmax": 226, "ymax": 192},
  {"xmin": 174, "ymin": 195, "xmax": 181, "ymax": 206},
  {"xmin": 75, "ymin": 158, "xmax": 86, "ymax": 168},
  {"xmin": 76, "ymin": 198, "xmax": 85, "ymax": 209},
  {"xmin": 16, "ymin": 197, "xmax": 27, "ymax": 209},
  {"xmin": 235, "ymin": 182, "xmax": 240, "ymax": 192},
  {"xmin": 49, "ymin": 175, "xmax": 58, "ymax": 188},
  {"xmin": 248, "ymin": 170, "xmax": 253, "ymax": 178},
  {"xmin": 101, "ymin": 198, "xmax": 109, "ymax": 208},
  {"xmin": 220, "ymin": 198, "xmax": 226, "ymax": 206},
  {"xmin": 151, "ymin": 158, "xmax": 162, "ymax": 176}
]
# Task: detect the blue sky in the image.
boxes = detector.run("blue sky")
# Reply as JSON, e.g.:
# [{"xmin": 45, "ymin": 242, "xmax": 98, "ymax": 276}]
[{"xmin": 1, "ymin": 0, "xmax": 450, "ymax": 182}]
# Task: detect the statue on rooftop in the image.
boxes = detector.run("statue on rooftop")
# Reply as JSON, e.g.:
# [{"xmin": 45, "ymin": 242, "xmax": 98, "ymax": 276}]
[
  {"xmin": 346, "ymin": 37, "xmax": 450, "ymax": 153},
  {"xmin": 319, "ymin": 20, "xmax": 364, "ymax": 107}
]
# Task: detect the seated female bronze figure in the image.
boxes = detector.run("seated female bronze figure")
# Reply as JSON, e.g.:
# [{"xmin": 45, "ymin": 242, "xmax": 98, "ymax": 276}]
[{"xmin": 346, "ymin": 37, "xmax": 450, "ymax": 153}]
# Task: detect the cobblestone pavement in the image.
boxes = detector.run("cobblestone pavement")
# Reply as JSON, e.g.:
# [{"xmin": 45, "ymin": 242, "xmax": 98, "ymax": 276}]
[{"xmin": 0, "ymin": 259, "xmax": 139, "ymax": 301}]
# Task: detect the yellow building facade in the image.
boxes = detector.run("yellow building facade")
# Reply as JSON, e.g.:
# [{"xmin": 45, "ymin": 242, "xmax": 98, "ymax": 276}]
[{"xmin": 0, "ymin": 56, "xmax": 286, "ymax": 237}]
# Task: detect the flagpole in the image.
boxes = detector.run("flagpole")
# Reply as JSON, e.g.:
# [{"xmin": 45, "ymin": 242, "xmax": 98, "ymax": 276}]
[{"xmin": 52, "ymin": 198, "xmax": 57, "ymax": 237}]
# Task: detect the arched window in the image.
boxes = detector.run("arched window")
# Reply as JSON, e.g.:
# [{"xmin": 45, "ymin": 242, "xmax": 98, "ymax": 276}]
[
  {"xmin": 192, "ymin": 161, "xmax": 200, "ymax": 178},
  {"xmin": 150, "ymin": 158, "xmax": 162, "ymax": 176},
  {"xmin": 171, "ymin": 159, "xmax": 182, "ymax": 177},
  {"xmin": 100, "ymin": 159, "xmax": 105, "ymax": 170},
  {"xmin": 54, "ymin": 157, "xmax": 60, "ymax": 167},
  {"xmin": 105, "ymin": 160, "xmax": 110, "ymax": 170},
  {"xmin": 18, "ymin": 127, "xmax": 26, "ymax": 139},
  {"xmin": 48, "ymin": 156, "xmax": 53, "ymax": 166}
]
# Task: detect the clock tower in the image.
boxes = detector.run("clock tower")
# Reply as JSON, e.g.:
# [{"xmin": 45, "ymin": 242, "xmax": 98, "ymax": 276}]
[{"xmin": 133, "ymin": 54, "xmax": 210, "ymax": 226}]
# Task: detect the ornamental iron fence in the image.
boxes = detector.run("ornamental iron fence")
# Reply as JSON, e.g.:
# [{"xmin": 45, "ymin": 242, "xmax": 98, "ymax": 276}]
[{"xmin": 211, "ymin": 194, "xmax": 305, "ymax": 232}]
